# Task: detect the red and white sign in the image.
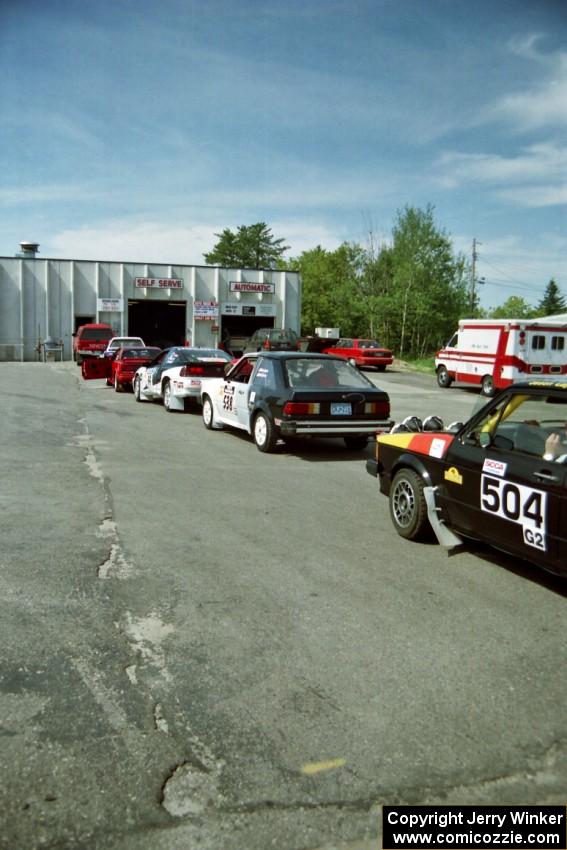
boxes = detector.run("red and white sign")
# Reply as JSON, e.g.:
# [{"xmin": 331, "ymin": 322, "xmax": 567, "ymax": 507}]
[
  {"xmin": 229, "ymin": 281, "xmax": 275, "ymax": 294},
  {"xmin": 135, "ymin": 277, "xmax": 184, "ymax": 289},
  {"xmin": 194, "ymin": 300, "xmax": 219, "ymax": 320}
]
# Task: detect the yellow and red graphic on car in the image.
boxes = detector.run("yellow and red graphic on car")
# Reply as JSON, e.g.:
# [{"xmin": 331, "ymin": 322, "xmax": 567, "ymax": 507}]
[{"xmin": 377, "ymin": 431, "xmax": 454, "ymax": 459}]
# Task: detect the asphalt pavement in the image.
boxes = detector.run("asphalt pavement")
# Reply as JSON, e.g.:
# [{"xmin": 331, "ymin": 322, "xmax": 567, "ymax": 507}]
[{"xmin": 0, "ymin": 362, "xmax": 565, "ymax": 850}]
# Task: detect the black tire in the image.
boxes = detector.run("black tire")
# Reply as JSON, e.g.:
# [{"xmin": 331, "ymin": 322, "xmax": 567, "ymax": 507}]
[
  {"xmin": 253, "ymin": 411, "xmax": 277, "ymax": 452},
  {"xmin": 481, "ymin": 374, "xmax": 495, "ymax": 397},
  {"xmin": 389, "ymin": 468, "xmax": 430, "ymax": 541},
  {"xmin": 202, "ymin": 395, "xmax": 214, "ymax": 430},
  {"xmin": 114, "ymin": 374, "xmax": 122, "ymax": 393},
  {"xmin": 376, "ymin": 365, "xmax": 386, "ymax": 372},
  {"xmin": 163, "ymin": 380, "xmax": 174, "ymax": 412},
  {"xmin": 134, "ymin": 376, "xmax": 143, "ymax": 402},
  {"xmin": 344, "ymin": 435, "xmax": 368, "ymax": 450},
  {"xmin": 437, "ymin": 366, "xmax": 452, "ymax": 388}
]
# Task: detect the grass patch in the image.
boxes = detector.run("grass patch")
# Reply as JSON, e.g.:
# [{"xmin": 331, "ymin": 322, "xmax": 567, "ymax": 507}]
[{"xmin": 395, "ymin": 356, "xmax": 436, "ymax": 374}]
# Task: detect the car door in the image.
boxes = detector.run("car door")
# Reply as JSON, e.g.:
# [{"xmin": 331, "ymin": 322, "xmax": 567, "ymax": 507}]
[
  {"xmin": 441, "ymin": 392, "xmax": 564, "ymax": 570},
  {"xmin": 146, "ymin": 350, "xmax": 173, "ymax": 395},
  {"xmin": 217, "ymin": 356, "xmax": 257, "ymax": 429},
  {"xmin": 81, "ymin": 358, "xmax": 111, "ymax": 380}
]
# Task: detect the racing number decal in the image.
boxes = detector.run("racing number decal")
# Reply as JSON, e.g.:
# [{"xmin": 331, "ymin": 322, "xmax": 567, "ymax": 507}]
[
  {"xmin": 481, "ymin": 475, "xmax": 547, "ymax": 551},
  {"xmin": 222, "ymin": 384, "xmax": 235, "ymax": 412}
]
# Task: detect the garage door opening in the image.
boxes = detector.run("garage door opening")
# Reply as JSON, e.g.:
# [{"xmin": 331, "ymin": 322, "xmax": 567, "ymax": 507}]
[
  {"xmin": 128, "ymin": 300, "xmax": 186, "ymax": 348},
  {"xmin": 221, "ymin": 316, "xmax": 275, "ymax": 355}
]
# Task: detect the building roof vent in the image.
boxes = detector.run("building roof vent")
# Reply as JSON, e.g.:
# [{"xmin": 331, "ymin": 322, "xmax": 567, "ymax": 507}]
[{"xmin": 17, "ymin": 241, "xmax": 40, "ymax": 258}]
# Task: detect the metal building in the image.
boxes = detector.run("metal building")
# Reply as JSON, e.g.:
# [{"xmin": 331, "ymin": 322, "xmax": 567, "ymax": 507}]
[{"xmin": 0, "ymin": 243, "xmax": 301, "ymax": 361}]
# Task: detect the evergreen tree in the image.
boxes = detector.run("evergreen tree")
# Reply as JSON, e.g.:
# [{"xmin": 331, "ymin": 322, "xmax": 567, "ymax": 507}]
[
  {"xmin": 535, "ymin": 279, "xmax": 566, "ymax": 316},
  {"xmin": 204, "ymin": 223, "xmax": 289, "ymax": 269}
]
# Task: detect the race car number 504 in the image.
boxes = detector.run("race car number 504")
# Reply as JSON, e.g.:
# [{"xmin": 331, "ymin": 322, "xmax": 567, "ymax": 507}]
[{"xmin": 480, "ymin": 475, "xmax": 547, "ymax": 551}]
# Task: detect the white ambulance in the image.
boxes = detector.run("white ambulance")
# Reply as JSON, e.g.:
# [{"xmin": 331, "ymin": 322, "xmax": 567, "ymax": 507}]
[{"xmin": 435, "ymin": 316, "xmax": 567, "ymax": 396}]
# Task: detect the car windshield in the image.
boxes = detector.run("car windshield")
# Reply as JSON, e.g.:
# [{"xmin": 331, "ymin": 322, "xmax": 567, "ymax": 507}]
[
  {"xmin": 190, "ymin": 348, "xmax": 231, "ymax": 360},
  {"xmin": 284, "ymin": 357, "xmax": 376, "ymax": 388}
]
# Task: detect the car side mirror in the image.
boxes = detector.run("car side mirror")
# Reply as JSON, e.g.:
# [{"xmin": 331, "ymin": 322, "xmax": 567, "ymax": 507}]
[
  {"xmin": 224, "ymin": 363, "xmax": 232, "ymax": 375},
  {"xmin": 478, "ymin": 431, "xmax": 492, "ymax": 448}
]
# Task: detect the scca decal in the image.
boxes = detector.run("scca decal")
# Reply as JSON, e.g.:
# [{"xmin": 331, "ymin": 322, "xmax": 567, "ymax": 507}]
[{"xmin": 482, "ymin": 457, "xmax": 507, "ymax": 477}]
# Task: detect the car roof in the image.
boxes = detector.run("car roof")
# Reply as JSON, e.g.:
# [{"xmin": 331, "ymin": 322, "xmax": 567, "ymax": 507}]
[
  {"xmin": 244, "ymin": 351, "xmax": 343, "ymax": 361},
  {"xmin": 508, "ymin": 380, "xmax": 567, "ymax": 392}
]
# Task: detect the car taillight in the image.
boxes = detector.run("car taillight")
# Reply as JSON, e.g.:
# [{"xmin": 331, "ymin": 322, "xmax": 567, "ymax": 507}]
[
  {"xmin": 283, "ymin": 402, "xmax": 321, "ymax": 415},
  {"xmin": 179, "ymin": 365, "xmax": 204, "ymax": 376},
  {"xmin": 364, "ymin": 401, "xmax": 389, "ymax": 416},
  {"xmin": 263, "ymin": 340, "xmax": 271, "ymax": 349}
]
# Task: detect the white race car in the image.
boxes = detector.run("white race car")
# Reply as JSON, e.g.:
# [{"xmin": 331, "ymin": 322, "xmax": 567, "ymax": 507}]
[{"xmin": 133, "ymin": 347, "xmax": 231, "ymax": 411}]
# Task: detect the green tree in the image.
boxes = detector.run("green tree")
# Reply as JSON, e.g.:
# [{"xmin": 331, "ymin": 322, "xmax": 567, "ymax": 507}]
[
  {"xmin": 288, "ymin": 243, "xmax": 364, "ymax": 335},
  {"xmin": 388, "ymin": 206, "xmax": 468, "ymax": 357},
  {"xmin": 489, "ymin": 296, "xmax": 535, "ymax": 319},
  {"xmin": 535, "ymin": 279, "xmax": 566, "ymax": 316},
  {"xmin": 204, "ymin": 223, "xmax": 289, "ymax": 268}
]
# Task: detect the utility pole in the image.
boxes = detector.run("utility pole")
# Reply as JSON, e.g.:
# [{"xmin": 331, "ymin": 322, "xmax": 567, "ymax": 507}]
[{"xmin": 470, "ymin": 238, "xmax": 481, "ymax": 314}]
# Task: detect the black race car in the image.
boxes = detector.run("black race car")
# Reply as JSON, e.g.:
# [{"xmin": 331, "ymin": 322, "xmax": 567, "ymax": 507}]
[
  {"xmin": 366, "ymin": 381, "xmax": 567, "ymax": 576},
  {"xmin": 200, "ymin": 351, "xmax": 393, "ymax": 452}
]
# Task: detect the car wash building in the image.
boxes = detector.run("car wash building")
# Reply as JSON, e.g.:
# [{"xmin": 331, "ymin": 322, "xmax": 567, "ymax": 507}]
[{"xmin": 0, "ymin": 243, "xmax": 301, "ymax": 361}]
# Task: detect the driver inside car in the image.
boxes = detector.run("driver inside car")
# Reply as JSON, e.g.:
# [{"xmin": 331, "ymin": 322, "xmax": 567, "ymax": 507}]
[{"xmin": 544, "ymin": 424, "xmax": 567, "ymax": 462}]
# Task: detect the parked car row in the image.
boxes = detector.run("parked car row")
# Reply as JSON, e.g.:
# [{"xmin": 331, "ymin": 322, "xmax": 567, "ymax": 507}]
[
  {"xmin": 82, "ymin": 343, "xmax": 567, "ymax": 576},
  {"xmin": 83, "ymin": 345, "xmax": 394, "ymax": 453}
]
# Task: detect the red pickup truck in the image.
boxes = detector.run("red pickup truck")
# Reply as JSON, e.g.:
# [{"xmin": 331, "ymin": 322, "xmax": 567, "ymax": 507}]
[{"xmin": 73, "ymin": 323, "xmax": 113, "ymax": 364}]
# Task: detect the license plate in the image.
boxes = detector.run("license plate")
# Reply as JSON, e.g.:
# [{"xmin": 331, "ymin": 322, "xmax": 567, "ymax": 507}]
[{"xmin": 331, "ymin": 402, "xmax": 352, "ymax": 415}]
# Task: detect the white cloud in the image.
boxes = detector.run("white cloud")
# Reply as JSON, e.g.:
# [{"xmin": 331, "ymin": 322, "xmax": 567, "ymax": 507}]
[
  {"xmin": 48, "ymin": 221, "xmax": 218, "ymax": 265},
  {"xmin": 46, "ymin": 217, "xmax": 347, "ymax": 265},
  {"xmin": 476, "ymin": 35, "xmax": 567, "ymax": 132},
  {"xmin": 452, "ymin": 232, "xmax": 567, "ymax": 308},
  {"xmin": 435, "ymin": 144, "xmax": 567, "ymax": 207}
]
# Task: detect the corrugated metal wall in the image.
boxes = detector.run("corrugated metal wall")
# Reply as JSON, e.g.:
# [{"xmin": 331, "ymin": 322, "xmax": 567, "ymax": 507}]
[{"xmin": 0, "ymin": 257, "xmax": 301, "ymax": 361}]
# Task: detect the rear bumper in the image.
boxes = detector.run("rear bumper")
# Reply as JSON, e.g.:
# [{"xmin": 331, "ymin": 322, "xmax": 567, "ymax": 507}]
[
  {"xmin": 280, "ymin": 419, "xmax": 393, "ymax": 437},
  {"xmin": 172, "ymin": 379, "xmax": 202, "ymax": 398},
  {"xmin": 360, "ymin": 356, "xmax": 393, "ymax": 367}
]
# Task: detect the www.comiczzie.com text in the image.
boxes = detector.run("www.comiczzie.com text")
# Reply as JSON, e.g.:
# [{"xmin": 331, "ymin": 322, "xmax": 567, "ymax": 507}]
[{"xmin": 382, "ymin": 805, "xmax": 566, "ymax": 849}]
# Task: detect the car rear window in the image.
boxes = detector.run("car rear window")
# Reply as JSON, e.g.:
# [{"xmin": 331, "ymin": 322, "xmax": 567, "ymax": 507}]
[
  {"xmin": 268, "ymin": 329, "xmax": 298, "ymax": 341},
  {"xmin": 122, "ymin": 348, "xmax": 159, "ymax": 358},
  {"xmin": 80, "ymin": 328, "xmax": 113, "ymax": 340},
  {"xmin": 358, "ymin": 340, "xmax": 385, "ymax": 349},
  {"xmin": 284, "ymin": 358, "xmax": 375, "ymax": 388}
]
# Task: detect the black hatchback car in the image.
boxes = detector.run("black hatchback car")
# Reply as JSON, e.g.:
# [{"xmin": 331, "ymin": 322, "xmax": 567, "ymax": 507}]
[
  {"xmin": 367, "ymin": 380, "xmax": 567, "ymax": 576},
  {"xmin": 199, "ymin": 352, "xmax": 393, "ymax": 452}
]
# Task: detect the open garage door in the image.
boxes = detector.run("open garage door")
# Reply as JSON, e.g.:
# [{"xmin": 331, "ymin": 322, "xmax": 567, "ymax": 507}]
[
  {"xmin": 128, "ymin": 300, "xmax": 186, "ymax": 349},
  {"xmin": 220, "ymin": 315, "xmax": 275, "ymax": 356}
]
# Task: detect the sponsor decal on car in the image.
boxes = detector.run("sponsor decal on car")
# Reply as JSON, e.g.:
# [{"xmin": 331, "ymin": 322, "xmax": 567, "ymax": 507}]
[
  {"xmin": 482, "ymin": 457, "xmax": 507, "ymax": 477},
  {"xmin": 444, "ymin": 467, "xmax": 463, "ymax": 485},
  {"xmin": 379, "ymin": 432, "xmax": 454, "ymax": 457}
]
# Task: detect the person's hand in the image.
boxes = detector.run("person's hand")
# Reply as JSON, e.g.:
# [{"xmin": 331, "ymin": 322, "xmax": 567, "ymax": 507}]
[{"xmin": 545, "ymin": 432, "xmax": 561, "ymax": 459}]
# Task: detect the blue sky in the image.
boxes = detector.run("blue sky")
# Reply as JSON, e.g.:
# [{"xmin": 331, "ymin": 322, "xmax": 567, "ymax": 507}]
[{"xmin": 1, "ymin": 0, "xmax": 566, "ymax": 308}]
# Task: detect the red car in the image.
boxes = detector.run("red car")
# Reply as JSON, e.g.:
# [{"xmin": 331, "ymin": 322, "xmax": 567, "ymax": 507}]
[
  {"xmin": 322, "ymin": 338, "xmax": 393, "ymax": 371},
  {"xmin": 82, "ymin": 346, "xmax": 161, "ymax": 391}
]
